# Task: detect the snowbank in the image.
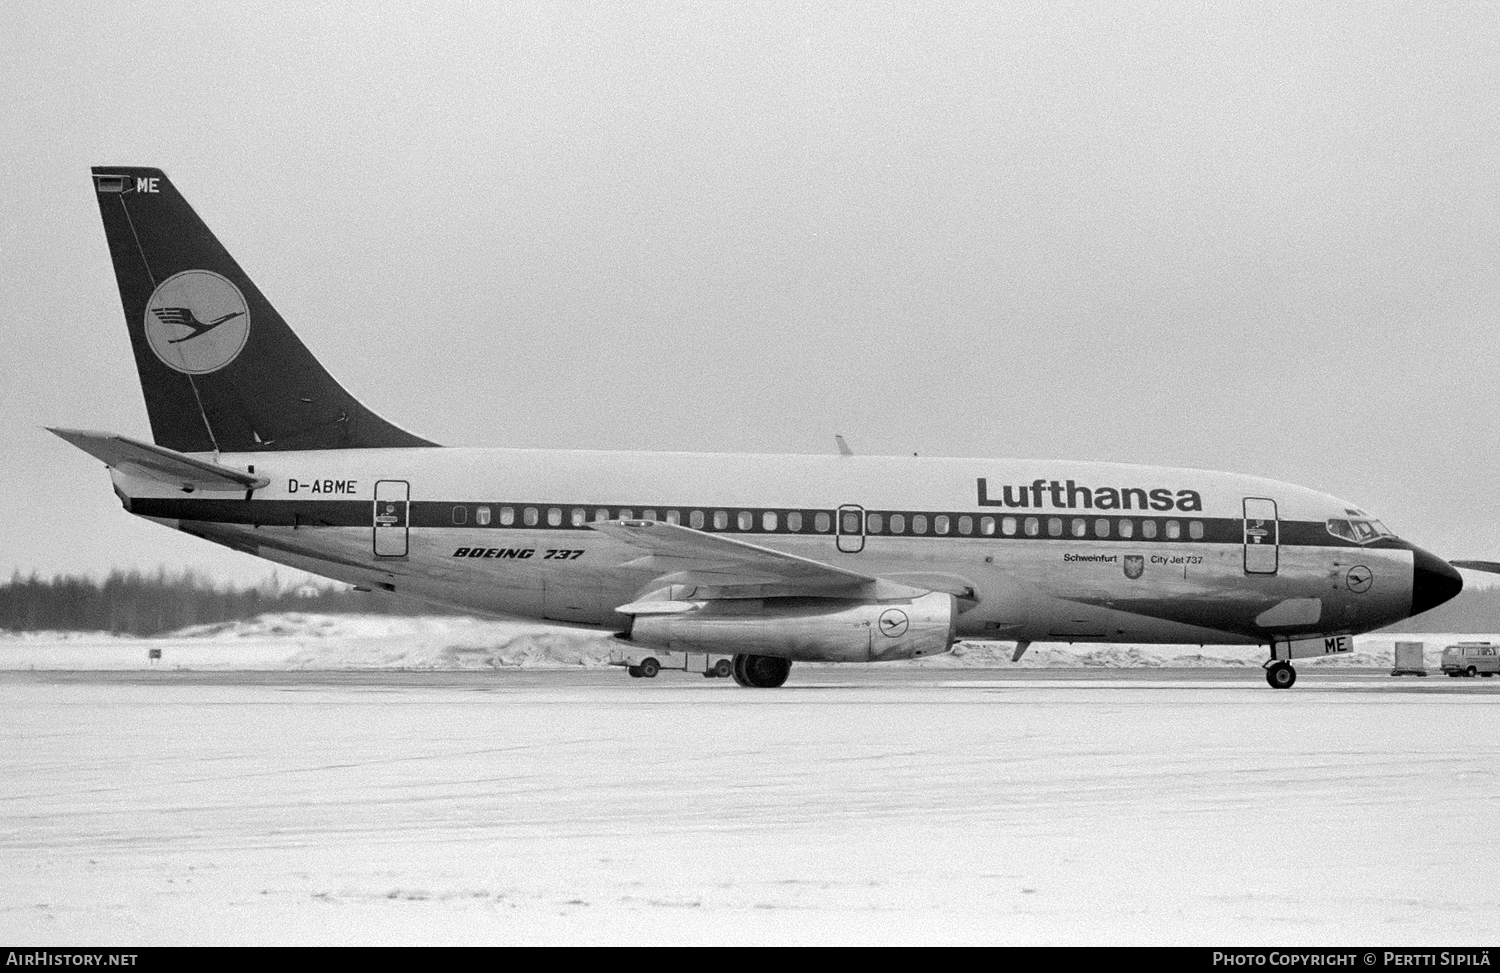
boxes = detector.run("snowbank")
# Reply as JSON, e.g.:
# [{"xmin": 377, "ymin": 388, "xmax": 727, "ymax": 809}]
[{"xmin": 1, "ymin": 613, "xmax": 1492, "ymax": 671}]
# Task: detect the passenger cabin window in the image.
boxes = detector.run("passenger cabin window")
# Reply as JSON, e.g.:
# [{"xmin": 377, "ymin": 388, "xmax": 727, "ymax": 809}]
[
  {"xmin": 1048, "ymin": 517, "xmax": 1063, "ymax": 537},
  {"xmin": 713, "ymin": 511, "xmax": 728, "ymax": 530},
  {"xmin": 476, "ymin": 506, "xmax": 491, "ymax": 526},
  {"xmin": 1165, "ymin": 520, "xmax": 1181, "ymax": 539},
  {"xmin": 958, "ymin": 516, "xmax": 973, "ymax": 536},
  {"xmin": 867, "ymin": 513, "xmax": 884, "ymax": 534},
  {"xmin": 934, "ymin": 515, "xmax": 950, "ymax": 535},
  {"xmin": 788, "ymin": 512, "xmax": 803, "ymax": 531},
  {"xmin": 842, "ymin": 511, "xmax": 860, "ymax": 533},
  {"xmin": 1118, "ymin": 519, "xmax": 1134, "ymax": 539},
  {"xmin": 666, "ymin": 510, "xmax": 681, "ymax": 525},
  {"xmin": 593, "ymin": 508, "xmax": 609, "ymax": 522},
  {"xmin": 738, "ymin": 511, "xmax": 753, "ymax": 531},
  {"xmin": 1095, "ymin": 518, "xmax": 1110, "ymax": 538},
  {"xmin": 981, "ymin": 516, "xmax": 997, "ymax": 536},
  {"xmin": 913, "ymin": 514, "xmax": 928, "ymax": 534},
  {"xmin": 890, "ymin": 513, "xmax": 906, "ymax": 534},
  {"xmin": 815, "ymin": 512, "xmax": 831, "ymax": 532},
  {"xmin": 501, "ymin": 506, "xmax": 516, "ymax": 526},
  {"xmin": 1001, "ymin": 516, "xmax": 1017, "ymax": 536},
  {"xmin": 690, "ymin": 510, "xmax": 705, "ymax": 529},
  {"xmin": 571, "ymin": 508, "xmax": 586, "ymax": 527},
  {"xmin": 1189, "ymin": 520, "xmax": 1204, "ymax": 540},
  {"xmin": 618, "ymin": 509, "xmax": 633, "ymax": 521},
  {"xmin": 642, "ymin": 510, "xmax": 657, "ymax": 522},
  {"xmin": 452, "ymin": 506, "xmax": 467, "ymax": 525},
  {"xmin": 524, "ymin": 507, "xmax": 539, "ymax": 526},
  {"xmin": 1142, "ymin": 520, "xmax": 1158, "ymax": 539},
  {"xmin": 1025, "ymin": 516, "xmax": 1040, "ymax": 537},
  {"xmin": 1070, "ymin": 518, "xmax": 1086, "ymax": 538},
  {"xmin": 547, "ymin": 508, "xmax": 562, "ymax": 527},
  {"xmin": 763, "ymin": 511, "xmax": 777, "ymax": 531}
]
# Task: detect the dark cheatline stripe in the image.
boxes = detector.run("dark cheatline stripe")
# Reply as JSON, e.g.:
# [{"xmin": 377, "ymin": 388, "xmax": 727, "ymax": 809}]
[{"xmin": 129, "ymin": 497, "xmax": 1392, "ymax": 550}]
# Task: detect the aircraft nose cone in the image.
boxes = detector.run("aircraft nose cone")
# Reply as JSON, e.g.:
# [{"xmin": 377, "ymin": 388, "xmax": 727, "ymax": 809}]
[{"xmin": 1411, "ymin": 547, "xmax": 1464, "ymax": 617}]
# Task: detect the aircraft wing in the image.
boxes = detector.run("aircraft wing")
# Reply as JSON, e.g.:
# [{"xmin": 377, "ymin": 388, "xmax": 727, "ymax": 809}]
[
  {"xmin": 48, "ymin": 428, "xmax": 269, "ymax": 492},
  {"xmin": 589, "ymin": 518, "xmax": 881, "ymax": 590}
]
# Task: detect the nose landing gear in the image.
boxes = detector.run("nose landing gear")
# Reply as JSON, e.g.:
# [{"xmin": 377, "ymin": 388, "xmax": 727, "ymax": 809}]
[{"xmin": 1264, "ymin": 661, "xmax": 1297, "ymax": 689}]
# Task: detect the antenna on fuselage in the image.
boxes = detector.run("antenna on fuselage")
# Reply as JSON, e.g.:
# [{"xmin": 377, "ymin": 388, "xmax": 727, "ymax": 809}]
[{"xmin": 835, "ymin": 434, "xmax": 854, "ymax": 457}]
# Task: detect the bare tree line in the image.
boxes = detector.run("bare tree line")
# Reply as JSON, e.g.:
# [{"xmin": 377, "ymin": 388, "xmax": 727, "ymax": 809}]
[{"xmin": 0, "ymin": 569, "xmax": 457, "ymax": 636}]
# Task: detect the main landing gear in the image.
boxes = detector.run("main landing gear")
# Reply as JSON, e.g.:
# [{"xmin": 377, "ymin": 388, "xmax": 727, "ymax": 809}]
[
  {"xmin": 1264, "ymin": 661, "xmax": 1297, "ymax": 689},
  {"xmin": 732, "ymin": 653, "xmax": 792, "ymax": 688}
]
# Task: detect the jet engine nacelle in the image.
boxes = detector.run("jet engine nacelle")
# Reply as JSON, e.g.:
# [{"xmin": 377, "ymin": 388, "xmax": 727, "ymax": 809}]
[{"xmin": 624, "ymin": 591, "xmax": 957, "ymax": 663}]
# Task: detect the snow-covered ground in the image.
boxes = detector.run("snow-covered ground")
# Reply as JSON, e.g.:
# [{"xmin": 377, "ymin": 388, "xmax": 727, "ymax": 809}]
[
  {"xmin": 4, "ymin": 618, "xmax": 1500, "ymax": 945},
  {"xmin": 0, "ymin": 612, "xmax": 1485, "ymax": 671}
]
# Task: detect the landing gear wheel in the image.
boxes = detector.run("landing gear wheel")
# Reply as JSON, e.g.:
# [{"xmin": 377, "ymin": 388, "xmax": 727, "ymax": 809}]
[
  {"xmin": 732, "ymin": 653, "xmax": 791, "ymax": 688},
  {"xmin": 627, "ymin": 666, "xmax": 642, "ymax": 678},
  {"xmin": 1266, "ymin": 662, "xmax": 1297, "ymax": 689},
  {"xmin": 639, "ymin": 657, "xmax": 661, "ymax": 678},
  {"xmin": 731, "ymin": 655, "xmax": 750, "ymax": 687},
  {"xmin": 711, "ymin": 659, "xmax": 733, "ymax": 679}
]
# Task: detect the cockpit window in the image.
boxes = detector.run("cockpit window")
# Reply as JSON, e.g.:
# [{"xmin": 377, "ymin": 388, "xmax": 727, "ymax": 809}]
[
  {"xmin": 1327, "ymin": 517, "xmax": 1398, "ymax": 543},
  {"xmin": 1326, "ymin": 519, "xmax": 1358, "ymax": 542}
]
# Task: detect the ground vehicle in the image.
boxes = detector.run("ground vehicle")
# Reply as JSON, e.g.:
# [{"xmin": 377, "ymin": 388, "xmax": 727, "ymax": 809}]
[
  {"xmin": 608, "ymin": 647, "xmax": 734, "ymax": 679},
  {"xmin": 1391, "ymin": 641, "xmax": 1427, "ymax": 676},
  {"xmin": 1440, "ymin": 642, "xmax": 1500, "ymax": 677}
]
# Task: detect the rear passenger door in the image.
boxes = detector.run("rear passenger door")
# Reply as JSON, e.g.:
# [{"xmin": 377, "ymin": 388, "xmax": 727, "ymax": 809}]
[{"xmin": 373, "ymin": 480, "xmax": 410, "ymax": 557}]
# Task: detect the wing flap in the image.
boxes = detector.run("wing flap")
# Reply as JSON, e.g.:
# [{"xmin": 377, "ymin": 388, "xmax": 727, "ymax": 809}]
[
  {"xmin": 49, "ymin": 427, "xmax": 269, "ymax": 492},
  {"xmin": 590, "ymin": 519, "xmax": 879, "ymax": 590}
]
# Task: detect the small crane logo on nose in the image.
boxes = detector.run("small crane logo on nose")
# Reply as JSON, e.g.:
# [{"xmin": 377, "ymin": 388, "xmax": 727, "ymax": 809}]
[{"xmin": 1346, "ymin": 565, "xmax": 1373, "ymax": 593}]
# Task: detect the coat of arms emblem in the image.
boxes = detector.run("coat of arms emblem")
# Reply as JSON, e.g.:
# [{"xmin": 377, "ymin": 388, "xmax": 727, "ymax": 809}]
[{"xmin": 1124, "ymin": 555, "xmax": 1144, "ymax": 580}]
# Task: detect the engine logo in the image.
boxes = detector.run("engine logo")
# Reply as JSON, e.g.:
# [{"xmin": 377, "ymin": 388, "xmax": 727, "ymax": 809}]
[
  {"xmin": 878, "ymin": 608, "xmax": 910, "ymax": 638},
  {"xmin": 143, "ymin": 269, "xmax": 251, "ymax": 375}
]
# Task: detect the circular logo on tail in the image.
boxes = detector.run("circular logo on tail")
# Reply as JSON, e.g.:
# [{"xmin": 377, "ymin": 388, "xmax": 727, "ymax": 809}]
[{"xmin": 143, "ymin": 270, "xmax": 250, "ymax": 374}]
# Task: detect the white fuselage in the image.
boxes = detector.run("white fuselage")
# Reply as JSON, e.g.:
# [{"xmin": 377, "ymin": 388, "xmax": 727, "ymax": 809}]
[{"xmin": 116, "ymin": 447, "xmax": 1423, "ymax": 646}]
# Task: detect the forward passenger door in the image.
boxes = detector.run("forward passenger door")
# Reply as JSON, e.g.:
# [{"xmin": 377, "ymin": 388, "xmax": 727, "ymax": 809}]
[{"xmin": 1243, "ymin": 497, "xmax": 1279, "ymax": 575}]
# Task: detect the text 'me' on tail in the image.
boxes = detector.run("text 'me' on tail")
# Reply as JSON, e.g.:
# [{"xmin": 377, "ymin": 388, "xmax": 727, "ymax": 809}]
[{"xmin": 91, "ymin": 167, "xmax": 436, "ymax": 453}]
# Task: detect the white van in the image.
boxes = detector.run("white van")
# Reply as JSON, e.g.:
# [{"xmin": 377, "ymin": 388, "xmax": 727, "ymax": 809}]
[{"xmin": 1440, "ymin": 642, "xmax": 1500, "ymax": 677}]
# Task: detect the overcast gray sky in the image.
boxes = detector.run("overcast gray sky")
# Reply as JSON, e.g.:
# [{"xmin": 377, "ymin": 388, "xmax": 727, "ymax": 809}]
[{"xmin": 3, "ymin": 1, "xmax": 1499, "ymax": 587}]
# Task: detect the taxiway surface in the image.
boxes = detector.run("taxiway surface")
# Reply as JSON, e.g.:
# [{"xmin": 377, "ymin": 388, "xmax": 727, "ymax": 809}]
[{"xmin": 3, "ymin": 668, "xmax": 1498, "ymax": 945}]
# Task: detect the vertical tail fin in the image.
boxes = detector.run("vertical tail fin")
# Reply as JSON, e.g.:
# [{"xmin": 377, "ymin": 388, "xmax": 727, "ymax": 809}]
[{"xmin": 90, "ymin": 167, "xmax": 436, "ymax": 452}]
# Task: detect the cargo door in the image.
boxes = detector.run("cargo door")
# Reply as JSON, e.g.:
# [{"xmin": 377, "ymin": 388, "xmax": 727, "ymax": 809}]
[
  {"xmin": 373, "ymin": 480, "xmax": 410, "ymax": 557},
  {"xmin": 1243, "ymin": 497, "xmax": 1279, "ymax": 575}
]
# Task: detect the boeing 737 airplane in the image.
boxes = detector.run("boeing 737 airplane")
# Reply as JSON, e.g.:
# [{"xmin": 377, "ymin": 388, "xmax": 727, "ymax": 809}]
[{"xmin": 56, "ymin": 167, "xmax": 1471, "ymax": 688}]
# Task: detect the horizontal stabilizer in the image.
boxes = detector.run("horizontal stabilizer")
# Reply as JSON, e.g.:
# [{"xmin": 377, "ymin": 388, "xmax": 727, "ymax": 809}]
[{"xmin": 48, "ymin": 428, "xmax": 269, "ymax": 492}]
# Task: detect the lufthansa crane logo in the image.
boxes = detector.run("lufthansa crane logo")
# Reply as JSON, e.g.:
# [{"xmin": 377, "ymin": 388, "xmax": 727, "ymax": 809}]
[
  {"xmin": 143, "ymin": 270, "xmax": 251, "ymax": 375},
  {"xmin": 877, "ymin": 609, "xmax": 910, "ymax": 638}
]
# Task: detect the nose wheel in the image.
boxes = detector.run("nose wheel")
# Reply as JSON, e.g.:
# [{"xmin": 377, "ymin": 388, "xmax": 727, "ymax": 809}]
[{"xmin": 1265, "ymin": 661, "xmax": 1297, "ymax": 689}]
